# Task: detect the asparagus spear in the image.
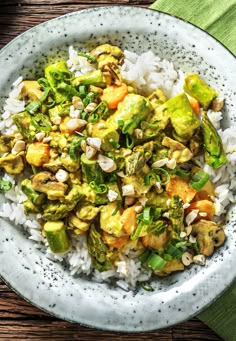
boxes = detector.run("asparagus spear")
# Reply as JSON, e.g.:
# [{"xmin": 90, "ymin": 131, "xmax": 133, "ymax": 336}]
[
  {"xmin": 183, "ymin": 73, "xmax": 217, "ymax": 109},
  {"xmin": 166, "ymin": 93, "xmax": 200, "ymax": 141},
  {"xmin": 81, "ymin": 153, "xmax": 105, "ymax": 184},
  {"xmin": 201, "ymin": 111, "xmax": 227, "ymax": 169},
  {"xmin": 72, "ymin": 70, "xmax": 106, "ymax": 87},
  {"xmin": 87, "ymin": 225, "xmax": 111, "ymax": 272},
  {"xmin": 107, "ymin": 94, "xmax": 152, "ymax": 135},
  {"xmin": 44, "ymin": 221, "xmax": 70, "ymax": 253},
  {"xmin": 169, "ymin": 195, "xmax": 184, "ymax": 234},
  {"xmin": 45, "ymin": 61, "xmax": 70, "ymax": 103},
  {"xmin": 21, "ymin": 179, "xmax": 46, "ymax": 206}
]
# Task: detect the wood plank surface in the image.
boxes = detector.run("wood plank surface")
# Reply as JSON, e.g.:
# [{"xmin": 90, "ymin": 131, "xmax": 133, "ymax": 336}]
[{"xmin": 0, "ymin": 1, "xmax": 222, "ymax": 340}]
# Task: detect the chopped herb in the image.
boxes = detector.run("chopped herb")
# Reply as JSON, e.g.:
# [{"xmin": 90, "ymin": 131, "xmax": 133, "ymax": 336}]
[
  {"xmin": 78, "ymin": 52, "xmax": 98, "ymax": 64},
  {"xmin": 147, "ymin": 253, "xmax": 166, "ymax": 270},
  {"xmin": 140, "ymin": 282, "xmax": 155, "ymax": 292},
  {"xmin": 0, "ymin": 179, "xmax": 12, "ymax": 192},
  {"xmin": 31, "ymin": 114, "xmax": 52, "ymax": 132},
  {"xmin": 190, "ymin": 170, "xmax": 210, "ymax": 190}
]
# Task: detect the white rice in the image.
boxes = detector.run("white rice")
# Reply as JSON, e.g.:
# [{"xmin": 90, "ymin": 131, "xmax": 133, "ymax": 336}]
[
  {"xmin": 121, "ymin": 49, "xmax": 184, "ymax": 97},
  {"xmin": 0, "ymin": 46, "xmax": 236, "ymax": 289}
]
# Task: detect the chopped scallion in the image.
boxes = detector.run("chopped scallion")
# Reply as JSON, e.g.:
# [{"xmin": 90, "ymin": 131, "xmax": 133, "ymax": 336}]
[
  {"xmin": 89, "ymin": 181, "xmax": 108, "ymax": 194},
  {"xmin": 147, "ymin": 254, "xmax": 166, "ymax": 270},
  {"xmin": 131, "ymin": 222, "xmax": 144, "ymax": 241},
  {"xmin": 165, "ymin": 243, "xmax": 183, "ymax": 259},
  {"xmin": 31, "ymin": 114, "xmax": 52, "ymax": 132},
  {"xmin": 125, "ymin": 134, "xmax": 134, "ymax": 149},
  {"xmin": 143, "ymin": 207, "xmax": 151, "ymax": 225},
  {"xmin": 190, "ymin": 170, "xmax": 210, "ymax": 190},
  {"xmin": 109, "ymin": 139, "xmax": 120, "ymax": 149},
  {"xmin": 78, "ymin": 52, "xmax": 98, "ymax": 64},
  {"xmin": 140, "ymin": 282, "xmax": 154, "ymax": 292},
  {"xmin": 25, "ymin": 100, "xmax": 41, "ymax": 115},
  {"xmin": 0, "ymin": 179, "xmax": 12, "ymax": 192}
]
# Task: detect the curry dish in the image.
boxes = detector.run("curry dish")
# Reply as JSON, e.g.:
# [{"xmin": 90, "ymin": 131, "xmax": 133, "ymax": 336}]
[{"xmin": 0, "ymin": 44, "xmax": 227, "ymax": 278}]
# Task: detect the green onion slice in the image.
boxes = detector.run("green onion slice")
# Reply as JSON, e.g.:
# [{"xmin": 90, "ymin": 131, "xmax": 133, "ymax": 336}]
[
  {"xmin": 131, "ymin": 222, "xmax": 144, "ymax": 241},
  {"xmin": 141, "ymin": 121, "xmax": 159, "ymax": 137},
  {"xmin": 153, "ymin": 208, "xmax": 162, "ymax": 220},
  {"xmin": 140, "ymin": 282, "xmax": 155, "ymax": 292},
  {"xmin": 139, "ymin": 249, "xmax": 151, "ymax": 264},
  {"xmin": 122, "ymin": 120, "xmax": 133, "ymax": 134},
  {"xmin": 148, "ymin": 221, "xmax": 165, "ymax": 235},
  {"xmin": 175, "ymin": 241, "xmax": 191, "ymax": 248},
  {"xmin": 25, "ymin": 100, "xmax": 41, "ymax": 115},
  {"xmin": 147, "ymin": 254, "xmax": 166, "ymax": 270},
  {"xmin": 88, "ymin": 100, "xmax": 109, "ymax": 123},
  {"xmin": 144, "ymin": 173, "xmax": 153, "ymax": 186},
  {"xmin": 89, "ymin": 181, "xmax": 108, "ymax": 194},
  {"xmin": 69, "ymin": 137, "xmax": 85, "ymax": 161},
  {"xmin": 57, "ymin": 82, "xmax": 80, "ymax": 98},
  {"xmin": 143, "ymin": 207, "xmax": 151, "ymax": 225},
  {"xmin": 125, "ymin": 134, "xmax": 134, "ymax": 149},
  {"xmin": 168, "ymin": 167, "xmax": 191, "ymax": 179},
  {"xmin": 112, "ymin": 203, "xmax": 121, "ymax": 216},
  {"xmin": 165, "ymin": 243, "xmax": 183, "ymax": 259},
  {"xmin": 38, "ymin": 77, "xmax": 51, "ymax": 90},
  {"xmin": 109, "ymin": 139, "xmax": 120, "ymax": 149},
  {"xmin": 190, "ymin": 170, "xmax": 210, "ymax": 190},
  {"xmin": 78, "ymin": 85, "xmax": 88, "ymax": 97},
  {"xmin": 152, "ymin": 167, "xmax": 170, "ymax": 185},
  {"xmin": 49, "ymin": 70, "xmax": 71, "ymax": 84},
  {"xmin": 118, "ymin": 120, "xmax": 124, "ymax": 127},
  {"xmin": 31, "ymin": 114, "xmax": 52, "ymax": 132},
  {"xmin": 0, "ymin": 179, "xmax": 12, "ymax": 192},
  {"xmin": 78, "ymin": 52, "xmax": 97, "ymax": 64}
]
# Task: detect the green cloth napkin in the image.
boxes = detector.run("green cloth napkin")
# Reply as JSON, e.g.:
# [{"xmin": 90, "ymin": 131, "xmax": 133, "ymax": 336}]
[
  {"xmin": 150, "ymin": 0, "xmax": 236, "ymax": 55},
  {"xmin": 150, "ymin": 1, "xmax": 236, "ymax": 339}
]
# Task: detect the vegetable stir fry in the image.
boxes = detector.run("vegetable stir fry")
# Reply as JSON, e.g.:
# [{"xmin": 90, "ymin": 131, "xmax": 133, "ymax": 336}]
[{"xmin": 0, "ymin": 44, "xmax": 227, "ymax": 279}]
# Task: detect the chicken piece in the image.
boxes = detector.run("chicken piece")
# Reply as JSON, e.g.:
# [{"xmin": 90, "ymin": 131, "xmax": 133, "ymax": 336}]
[
  {"xmin": 122, "ymin": 173, "xmax": 152, "ymax": 197},
  {"xmin": 191, "ymin": 219, "xmax": 226, "ymax": 256},
  {"xmin": 185, "ymin": 200, "xmax": 215, "ymax": 222},
  {"xmin": 21, "ymin": 80, "xmax": 43, "ymax": 101},
  {"xmin": 0, "ymin": 135, "xmax": 14, "ymax": 153},
  {"xmin": 102, "ymin": 231, "xmax": 129, "ymax": 249},
  {"xmin": 0, "ymin": 153, "xmax": 24, "ymax": 175},
  {"xmin": 142, "ymin": 230, "xmax": 169, "ymax": 252},
  {"xmin": 60, "ymin": 152, "xmax": 80, "ymax": 172},
  {"xmin": 162, "ymin": 136, "xmax": 193, "ymax": 163},
  {"xmin": 32, "ymin": 171, "xmax": 68, "ymax": 200},
  {"xmin": 121, "ymin": 206, "xmax": 137, "ymax": 235},
  {"xmin": 148, "ymin": 88, "xmax": 167, "ymax": 109},
  {"xmin": 75, "ymin": 202, "xmax": 99, "ymax": 222},
  {"xmin": 100, "ymin": 202, "xmax": 125, "ymax": 237},
  {"xmin": 166, "ymin": 175, "xmax": 197, "ymax": 203},
  {"xmin": 26, "ymin": 142, "xmax": 50, "ymax": 167},
  {"xmin": 68, "ymin": 214, "xmax": 90, "ymax": 235},
  {"xmin": 154, "ymin": 259, "xmax": 184, "ymax": 276}
]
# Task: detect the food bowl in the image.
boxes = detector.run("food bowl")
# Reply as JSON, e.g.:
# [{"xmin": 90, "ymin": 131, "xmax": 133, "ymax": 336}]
[{"xmin": 0, "ymin": 6, "xmax": 235, "ymax": 332}]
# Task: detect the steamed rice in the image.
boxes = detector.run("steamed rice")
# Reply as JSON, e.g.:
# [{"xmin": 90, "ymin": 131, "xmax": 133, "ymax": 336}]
[{"xmin": 0, "ymin": 46, "xmax": 236, "ymax": 289}]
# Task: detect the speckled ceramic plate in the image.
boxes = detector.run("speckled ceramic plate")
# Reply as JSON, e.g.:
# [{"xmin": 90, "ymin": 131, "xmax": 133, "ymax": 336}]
[{"xmin": 0, "ymin": 6, "xmax": 235, "ymax": 332}]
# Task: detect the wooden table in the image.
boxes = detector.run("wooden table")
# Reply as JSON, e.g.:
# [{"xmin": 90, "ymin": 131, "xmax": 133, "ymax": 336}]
[{"xmin": 0, "ymin": 1, "xmax": 222, "ymax": 340}]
